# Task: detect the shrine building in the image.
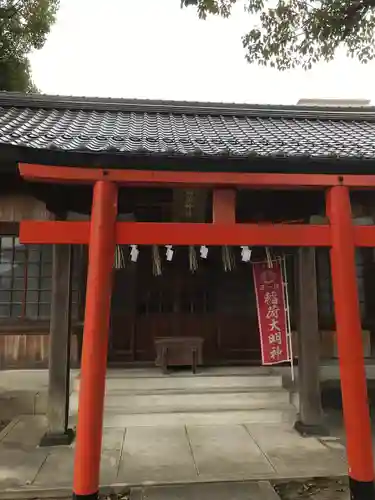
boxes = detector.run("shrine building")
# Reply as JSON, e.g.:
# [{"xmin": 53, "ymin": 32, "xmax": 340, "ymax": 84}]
[
  {"xmin": 1, "ymin": 93, "xmax": 375, "ymax": 369},
  {"xmin": 0, "ymin": 92, "xmax": 375, "ymax": 499}
]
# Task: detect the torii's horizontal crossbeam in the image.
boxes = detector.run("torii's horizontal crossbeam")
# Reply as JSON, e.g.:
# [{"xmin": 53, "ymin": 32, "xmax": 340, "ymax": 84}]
[
  {"xmin": 18, "ymin": 163, "xmax": 375, "ymax": 189},
  {"xmin": 18, "ymin": 220, "xmax": 375, "ymax": 247}
]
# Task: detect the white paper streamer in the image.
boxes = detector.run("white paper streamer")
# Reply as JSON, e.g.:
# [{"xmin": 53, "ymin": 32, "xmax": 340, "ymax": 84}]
[
  {"xmin": 130, "ymin": 245, "xmax": 139, "ymax": 263},
  {"xmin": 240, "ymin": 246, "xmax": 252, "ymax": 262},
  {"xmin": 165, "ymin": 245, "xmax": 174, "ymax": 262},
  {"xmin": 200, "ymin": 245, "xmax": 208, "ymax": 259}
]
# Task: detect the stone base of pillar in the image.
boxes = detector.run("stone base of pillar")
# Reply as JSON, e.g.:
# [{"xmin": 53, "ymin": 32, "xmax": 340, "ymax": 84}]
[
  {"xmin": 294, "ymin": 419, "xmax": 329, "ymax": 437},
  {"xmin": 40, "ymin": 428, "xmax": 75, "ymax": 447}
]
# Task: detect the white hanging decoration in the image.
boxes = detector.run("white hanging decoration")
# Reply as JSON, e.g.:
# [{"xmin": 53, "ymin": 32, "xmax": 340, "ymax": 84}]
[
  {"xmin": 240, "ymin": 246, "xmax": 252, "ymax": 263},
  {"xmin": 152, "ymin": 245, "xmax": 162, "ymax": 276},
  {"xmin": 200, "ymin": 245, "xmax": 208, "ymax": 259},
  {"xmin": 165, "ymin": 245, "xmax": 174, "ymax": 262},
  {"xmin": 130, "ymin": 245, "xmax": 139, "ymax": 263},
  {"xmin": 189, "ymin": 245, "xmax": 198, "ymax": 273},
  {"xmin": 265, "ymin": 247, "xmax": 273, "ymax": 268}
]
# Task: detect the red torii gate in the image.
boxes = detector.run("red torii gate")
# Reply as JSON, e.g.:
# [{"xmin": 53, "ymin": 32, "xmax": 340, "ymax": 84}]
[{"xmin": 18, "ymin": 163, "xmax": 375, "ymax": 500}]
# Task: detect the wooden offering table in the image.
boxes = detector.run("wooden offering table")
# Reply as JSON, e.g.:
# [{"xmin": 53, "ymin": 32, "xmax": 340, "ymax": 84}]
[{"xmin": 155, "ymin": 337, "xmax": 204, "ymax": 374}]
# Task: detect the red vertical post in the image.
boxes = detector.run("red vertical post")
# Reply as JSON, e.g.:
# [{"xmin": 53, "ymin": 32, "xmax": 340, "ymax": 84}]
[
  {"xmin": 72, "ymin": 180, "xmax": 118, "ymax": 500},
  {"xmin": 327, "ymin": 186, "xmax": 374, "ymax": 500}
]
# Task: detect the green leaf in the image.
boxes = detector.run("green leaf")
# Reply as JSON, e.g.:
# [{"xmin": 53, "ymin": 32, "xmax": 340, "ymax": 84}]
[
  {"xmin": 180, "ymin": 0, "xmax": 375, "ymax": 70},
  {"xmin": 0, "ymin": 0, "xmax": 59, "ymax": 91}
]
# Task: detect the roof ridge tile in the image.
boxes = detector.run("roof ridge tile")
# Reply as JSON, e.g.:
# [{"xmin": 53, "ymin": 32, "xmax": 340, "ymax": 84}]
[{"xmin": 0, "ymin": 91, "xmax": 375, "ymax": 121}]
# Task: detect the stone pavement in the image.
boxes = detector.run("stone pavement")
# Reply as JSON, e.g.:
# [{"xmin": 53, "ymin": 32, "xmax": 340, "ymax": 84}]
[
  {"xmin": 0, "ymin": 370, "xmax": 79, "ymax": 421},
  {"xmin": 130, "ymin": 481, "xmax": 280, "ymax": 500},
  {"xmin": 0, "ymin": 415, "xmax": 347, "ymax": 498}
]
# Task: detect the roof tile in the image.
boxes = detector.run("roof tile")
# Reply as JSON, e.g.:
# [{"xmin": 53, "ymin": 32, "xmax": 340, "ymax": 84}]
[{"xmin": 1, "ymin": 94, "xmax": 375, "ymax": 160}]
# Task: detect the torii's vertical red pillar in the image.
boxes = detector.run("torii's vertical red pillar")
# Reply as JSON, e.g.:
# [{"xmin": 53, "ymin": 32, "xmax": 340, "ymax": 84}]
[
  {"xmin": 327, "ymin": 186, "xmax": 374, "ymax": 500},
  {"xmin": 72, "ymin": 180, "xmax": 118, "ymax": 500}
]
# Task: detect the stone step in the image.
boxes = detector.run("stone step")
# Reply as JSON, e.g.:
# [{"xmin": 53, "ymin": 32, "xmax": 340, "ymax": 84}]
[
  {"xmin": 69, "ymin": 407, "xmax": 296, "ymax": 428},
  {"xmin": 73, "ymin": 385, "xmax": 285, "ymax": 397},
  {"xmin": 69, "ymin": 388, "xmax": 290, "ymax": 414},
  {"xmin": 73, "ymin": 374, "xmax": 283, "ymax": 392},
  {"xmin": 103, "ymin": 366, "xmax": 273, "ymax": 377}
]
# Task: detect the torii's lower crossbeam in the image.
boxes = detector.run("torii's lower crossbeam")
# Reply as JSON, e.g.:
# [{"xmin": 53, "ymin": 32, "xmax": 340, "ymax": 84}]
[{"xmin": 18, "ymin": 220, "xmax": 375, "ymax": 248}]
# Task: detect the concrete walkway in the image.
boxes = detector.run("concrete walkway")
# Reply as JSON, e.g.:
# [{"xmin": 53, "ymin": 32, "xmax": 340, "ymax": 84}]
[{"xmin": 0, "ymin": 415, "xmax": 347, "ymax": 498}]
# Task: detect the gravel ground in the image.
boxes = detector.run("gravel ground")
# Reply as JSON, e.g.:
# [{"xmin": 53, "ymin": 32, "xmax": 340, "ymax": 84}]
[{"xmin": 275, "ymin": 478, "xmax": 349, "ymax": 500}]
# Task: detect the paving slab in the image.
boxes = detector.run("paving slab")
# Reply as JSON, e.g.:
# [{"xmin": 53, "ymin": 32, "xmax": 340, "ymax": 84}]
[
  {"xmin": 0, "ymin": 447, "xmax": 48, "ymax": 489},
  {"xmin": 0, "ymin": 415, "xmax": 47, "ymax": 449},
  {"xmin": 0, "ymin": 370, "xmax": 79, "ymax": 421},
  {"xmin": 33, "ymin": 447, "xmax": 122, "ymax": 487},
  {"xmin": 246, "ymin": 423, "xmax": 347, "ymax": 477},
  {"xmin": 133, "ymin": 481, "xmax": 279, "ymax": 500},
  {"xmin": 119, "ymin": 426, "xmax": 197, "ymax": 484},
  {"xmin": 86, "ymin": 409, "xmax": 294, "ymax": 428},
  {"xmin": 70, "ymin": 427, "xmax": 126, "ymax": 451},
  {"xmin": 0, "ymin": 416, "xmax": 352, "ymax": 493},
  {"xmin": 0, "ymin": 391, "xmax": 40, "ymax": 420},
  {"xmin": 0, "ymin": 370, "xmax": 79, "ymax": 391},
  {"xmin": 102, "ymin": 427, "xmax": 126, "ymax": 451},
  {"xmin": 187, "ymin": 424, "xmax": 275, "ymax": 480}
]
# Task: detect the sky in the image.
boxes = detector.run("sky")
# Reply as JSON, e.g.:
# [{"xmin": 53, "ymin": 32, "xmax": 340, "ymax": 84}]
[{"xmin": 29, "ymin": 0, "xmax": 375, "ymax": 105}]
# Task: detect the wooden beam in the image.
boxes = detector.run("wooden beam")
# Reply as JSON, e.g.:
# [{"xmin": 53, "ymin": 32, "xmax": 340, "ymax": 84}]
[
  {"xmin": 20, "ymin": 221, "xmax": 90, "ymax": 244},
  {"xmin": 294, "ymin": 248, "xmax": 326, "ymax": 437},
  {"xmin": 353, "ymin": 226, "xmax": 375, "ymax": 247},
  {"xmin": 18, "ymin": 163, "xmax": 375, "ymax": 189},
  {"xmin": 213, "ymin": 189, "xmax": 236, "ymax": 223},
  {"xmin": 19, "ymin": 220, "xmax": 332, "ymax": 247},
  {"xmin": 40, "ymin": 243, "xmax": 74, "ymax": 446},
  {"xmin": 20, "ymin": 219, "xmax": 375, "ymax": 247}
]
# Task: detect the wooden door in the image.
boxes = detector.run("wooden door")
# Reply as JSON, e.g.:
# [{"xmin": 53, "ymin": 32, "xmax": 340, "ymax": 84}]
[
  {"xmin": 216, "ymin": 262, "xmax": 261, "ymax": 362},
  {"xmin": 109, "ymin": 246, "xmax": 261, "ymax": 365},
  {"xmin": 134, "ymin": 247, "xmax": 218, "ymax": 362},
  {"xmin": 109, "ymin": 257, "xmax": 137, "ymax": 362}
]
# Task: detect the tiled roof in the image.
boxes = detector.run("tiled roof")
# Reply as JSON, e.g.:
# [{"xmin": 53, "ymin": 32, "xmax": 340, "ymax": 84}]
[{"xmin": 1, "ymin": 92, "xmax": 375, "ymax": 161}]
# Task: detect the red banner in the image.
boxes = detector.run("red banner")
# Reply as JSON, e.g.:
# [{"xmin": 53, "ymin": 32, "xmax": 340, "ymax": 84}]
[{"xmin": 253, "ymin": 260, "xmax": 290, "ymax": 365}]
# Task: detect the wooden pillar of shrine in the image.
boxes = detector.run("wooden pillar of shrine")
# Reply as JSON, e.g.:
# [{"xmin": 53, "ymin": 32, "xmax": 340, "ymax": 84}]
[
  {"xmin": 40, "ymin": 210, "xmax": 74, "ymax": 446},
  {"xmin": 294, "ymin": 247, "xmax": 326, "ymax": 436}
]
